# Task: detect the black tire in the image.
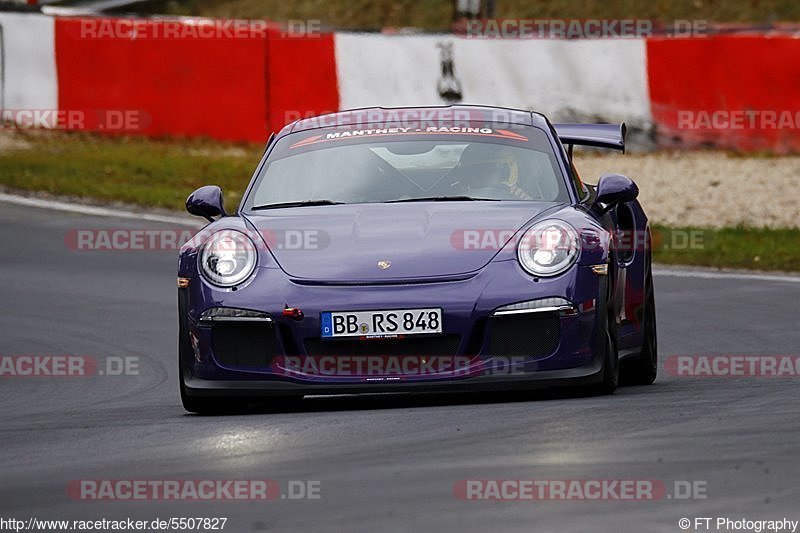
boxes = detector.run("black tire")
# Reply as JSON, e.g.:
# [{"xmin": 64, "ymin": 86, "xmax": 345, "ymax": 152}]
[
  {"xmin": 590, "ymin": 276, "xmax": 619, "ymax": 395},
  {"xmin": 621, "ymin": 270, "xmax": 658, "ymax": 385}
]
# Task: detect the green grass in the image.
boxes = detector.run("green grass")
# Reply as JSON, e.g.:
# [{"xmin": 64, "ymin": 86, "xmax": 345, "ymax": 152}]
[
  {"xmin": 129, "ymin": 0, "xmax": 800, "ymax": 29},
  {"xmin": 0, "ymin": 131, "xmax": 261, "ymax": 211},
  {"xmin": 1, "ymin": 130, "xmax": 798, "ymax": 272},
  {"xmin": 652, "ymin": 225, "xmax": 800, "ymax": 272}
]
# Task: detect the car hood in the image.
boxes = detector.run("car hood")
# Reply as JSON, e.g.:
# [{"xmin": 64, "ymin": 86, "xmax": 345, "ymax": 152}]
[{"xmin": 243, "ymin": 202, "xmax": 563, "ymax": 282}]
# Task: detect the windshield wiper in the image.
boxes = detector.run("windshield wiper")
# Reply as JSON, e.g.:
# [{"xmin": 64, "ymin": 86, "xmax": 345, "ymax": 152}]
[
  {"xmin": 385, "ymin": 196, "xmax": 494, "ymax": 203},
  {"xmin": 251, "ymin": 200, "xmax": 345, "ymax": 210}
]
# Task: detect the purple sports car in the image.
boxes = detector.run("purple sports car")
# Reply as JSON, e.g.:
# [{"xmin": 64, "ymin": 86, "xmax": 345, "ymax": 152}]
[{"xmin": 177, "ymin": 105, "xmax": 657, "ymax": 413}]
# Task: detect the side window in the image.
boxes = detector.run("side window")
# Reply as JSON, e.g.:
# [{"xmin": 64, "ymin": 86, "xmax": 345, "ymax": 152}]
[
  {"xmin": 570, "ymin": 160, "xmax": 590, "ymax": 202},
  {"xmin": 549, "ymin": 124, "xmax": 587, "ymax": 202}
]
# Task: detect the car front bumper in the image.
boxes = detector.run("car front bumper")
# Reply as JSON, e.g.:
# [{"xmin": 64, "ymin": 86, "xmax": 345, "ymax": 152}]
[{"xmin": 180, "ymin": 259, "xmax": 606, "ymax": 396}]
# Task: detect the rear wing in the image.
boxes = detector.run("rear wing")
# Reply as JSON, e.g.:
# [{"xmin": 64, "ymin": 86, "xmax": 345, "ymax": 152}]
[{"xmin": 553, "ymin": 123, "xmax": 626, "ymax": 158}]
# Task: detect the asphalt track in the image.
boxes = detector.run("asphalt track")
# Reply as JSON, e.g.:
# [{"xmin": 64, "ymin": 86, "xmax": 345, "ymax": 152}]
[{"xmin": 1, "ymin": 200, "xmax": 799, "ymax": 533}]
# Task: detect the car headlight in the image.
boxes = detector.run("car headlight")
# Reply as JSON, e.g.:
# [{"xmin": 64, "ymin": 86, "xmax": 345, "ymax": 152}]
[
  {"xmin": 517, "ymin": 220, "xmax": 580, "ymax": 277},
  {"xmin": 199, "ymin": 230, "xmax": 257, "ymax": 287}
]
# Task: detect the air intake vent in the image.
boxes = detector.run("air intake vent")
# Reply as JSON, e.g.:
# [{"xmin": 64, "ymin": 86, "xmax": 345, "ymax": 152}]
[
  {"xmin": 488, "ymin": 313, "xmax": 560, "ymax": 357},
  {"xmin": 212, "ymin": 322, "xmax": 278, "ymax": 368}
]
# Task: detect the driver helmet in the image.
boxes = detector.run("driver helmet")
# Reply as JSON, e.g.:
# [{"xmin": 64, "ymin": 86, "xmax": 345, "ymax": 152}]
[{"xmin": 457, "ymin": 144, "xmax": 520, "ymax": 192}]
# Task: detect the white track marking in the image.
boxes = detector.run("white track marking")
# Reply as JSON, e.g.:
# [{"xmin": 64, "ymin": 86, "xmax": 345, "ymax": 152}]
[
  {"xmin": 0, "ymin": 193, "xmax": 201, "ymax": 227},
  {"xmin": 654, "ymin": 268, "xmax": 800, "ymax": 283}
]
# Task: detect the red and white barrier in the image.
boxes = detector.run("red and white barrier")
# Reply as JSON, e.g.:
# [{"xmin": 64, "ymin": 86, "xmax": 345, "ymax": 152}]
[
  {"xmin": 52, "ymin": 18, "xmax": 340, "ymax": 140},
  {"xmin": 1, "ymin": 13, "xmax": 798, "ymax": 152}
]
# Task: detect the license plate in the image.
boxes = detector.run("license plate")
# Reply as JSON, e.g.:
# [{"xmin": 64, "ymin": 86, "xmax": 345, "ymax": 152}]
[{"xmin": 321, "ymin": 308, "xmax": 443, "ymax": 338}]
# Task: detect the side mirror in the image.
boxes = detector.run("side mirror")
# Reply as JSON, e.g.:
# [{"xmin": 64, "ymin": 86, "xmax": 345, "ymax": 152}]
[
  {"xmin": 186, "ymin": 185, "xmax": 227, "ymax": 222},
  {"xmin": 593, "ymin": 173, "xmax": 638, "ymax": 214}
]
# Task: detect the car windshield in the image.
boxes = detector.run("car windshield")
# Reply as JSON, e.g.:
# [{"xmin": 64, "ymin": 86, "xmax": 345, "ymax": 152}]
[{"xmin": 244, "ymin": 124, "xmax": 569, "ymax": 210}]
